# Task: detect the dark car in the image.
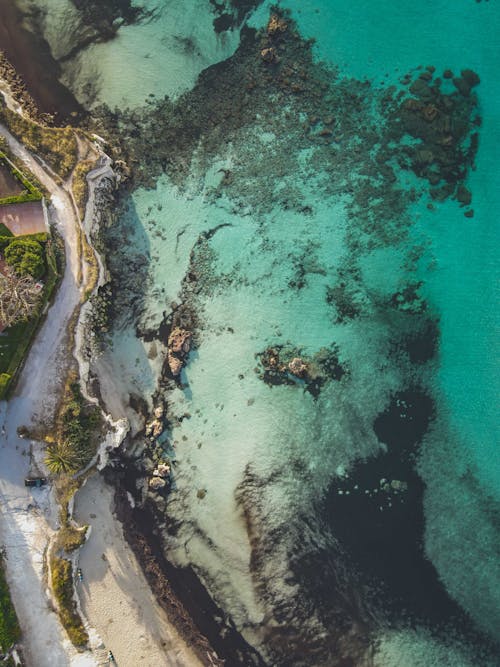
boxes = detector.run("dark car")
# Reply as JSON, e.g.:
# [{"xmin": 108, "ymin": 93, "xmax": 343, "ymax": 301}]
[{"xmin": 24, "ymin": 477, "xmax": 47, "ymax": 488}]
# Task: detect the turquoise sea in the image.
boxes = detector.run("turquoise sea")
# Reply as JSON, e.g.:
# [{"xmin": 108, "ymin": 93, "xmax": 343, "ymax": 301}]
[{"xmin": 8, "ymin": 0, "xmax": 499, "ymax": 664}]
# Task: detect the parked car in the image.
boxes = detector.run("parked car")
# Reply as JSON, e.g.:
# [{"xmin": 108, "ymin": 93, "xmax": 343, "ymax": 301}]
[{"xmin": 24, "ymin": 477, "xmax": 47, "ymax": 488}]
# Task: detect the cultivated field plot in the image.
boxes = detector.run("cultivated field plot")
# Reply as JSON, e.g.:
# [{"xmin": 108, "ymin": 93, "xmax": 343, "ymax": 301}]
[{"xmin": 0, "ymin": 200, "xmax": 46, "ymax": 236}]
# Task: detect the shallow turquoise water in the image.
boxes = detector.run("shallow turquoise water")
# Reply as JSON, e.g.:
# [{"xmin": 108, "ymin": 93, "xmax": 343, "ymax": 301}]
[{"xmin": 21, "ymin": 0, "xmax": 500, "ymax": 663}]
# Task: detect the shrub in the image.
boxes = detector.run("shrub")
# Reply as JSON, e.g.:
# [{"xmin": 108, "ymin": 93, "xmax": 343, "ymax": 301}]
[
  {"xmin": 0, "ymin": 555, "xmax": 21, "ymax": 652},
  {"xmin": 0, "ymin": 374, "xmax": 11, "ymax": 400},
  {"xmin": 44, "ymin": 380, "xmax": 101, "ymax": 474},
  {"xmin": 50, "ymin": 557, "xmax": 88, "ymax": 647},
  {"xmin": 0, "ymin": 268, "xmax": 42, "ymax": 328},
  {"xmin": 4, "ymin": 239, "xmax": 45, "ymax": 278}
]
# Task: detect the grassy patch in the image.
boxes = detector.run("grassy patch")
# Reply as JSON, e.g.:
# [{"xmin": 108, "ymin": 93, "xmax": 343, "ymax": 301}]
[
  {"xmin": 55, "ymin": 524, "xmax": 88, "ymax": 554},
  {"xmin": 0, "ymin": 555, "xmax": 21, "ymax": 653},
  {"xmin": 0, "ymin": 104, "xmax": 78, "ymax": 181},
  {"xmin": 72, "ymin": 159, "xmax": 96, "ymax": 221},
  {"xmin": 45, "ymin": 375, "xmax": 102, "ymax": 475},
  {"xmin": 50, "ymin": 557, "xmax": 88, "ymax": 647},
  {"xmin": 52, "ymin": 475, "xmax": 89, "ymax": 554}
]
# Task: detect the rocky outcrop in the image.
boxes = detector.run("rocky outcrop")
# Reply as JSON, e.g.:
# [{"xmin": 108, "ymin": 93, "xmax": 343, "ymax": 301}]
[
  {"xmin": 267, "ymin": 14, "xmax": 288, "ymax": 36},
  {"xmin": 167, "ymin": 327, "xmax": 192, "ymax": 377},
  {"xmin": 288, "ymin": 357, "xmax": 308, "ymax": 377},
  {"xmin": 257, "ymin": 344, "xmax": 345, "ymax": 398}
]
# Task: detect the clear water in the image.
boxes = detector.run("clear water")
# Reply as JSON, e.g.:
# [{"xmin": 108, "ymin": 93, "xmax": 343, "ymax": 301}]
[{"xmin": 19, "ymin": 0, "xmax": 500, "ymax": 664}]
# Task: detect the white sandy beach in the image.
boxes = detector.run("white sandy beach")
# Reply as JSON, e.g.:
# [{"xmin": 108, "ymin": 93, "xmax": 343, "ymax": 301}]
[{"xmin": 74, "ymin": 474, "xmax": 202, "ymax": 667}]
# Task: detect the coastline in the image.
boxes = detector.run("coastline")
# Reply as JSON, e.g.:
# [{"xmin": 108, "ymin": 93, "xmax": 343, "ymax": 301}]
[
  {"xmin": 0, "ymin": 50, "xmax": 257, "ymax": 666},
  {"xmin": 2, "ymin": 3, "xmax": 498, "ymax": 666}
]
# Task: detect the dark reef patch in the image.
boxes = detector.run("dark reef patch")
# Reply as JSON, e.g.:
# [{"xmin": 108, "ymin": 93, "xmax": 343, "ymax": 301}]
[
  {"xmin": 321, "ymin": 389, "xmax": 498, "ymax": 654},
  {"xmin": 255, "ymin": 343, "xmax": 345, "ymax": 398}
]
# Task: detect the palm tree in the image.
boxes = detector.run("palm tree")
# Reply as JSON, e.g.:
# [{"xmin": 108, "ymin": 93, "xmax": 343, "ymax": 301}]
[
  {"xmin": 44, "ymin": 442, "xmax": 83, "ymax": 475},
  {"xmin": 0, "ymin": 266, "xmax": 41, "ymax": 328}
]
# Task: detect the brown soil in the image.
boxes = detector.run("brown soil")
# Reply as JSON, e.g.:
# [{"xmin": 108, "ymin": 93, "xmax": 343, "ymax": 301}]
[{"xmin": 0, "ymin": 200, "xmax": 46, "ymax": 235}]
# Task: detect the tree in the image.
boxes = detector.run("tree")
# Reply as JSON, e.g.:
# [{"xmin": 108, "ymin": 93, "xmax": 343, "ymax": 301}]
[
  {"xmin": 4, "ymin": 239, "xmax": 45, "ymax": 279},
  {"xmin": 0, "ymin": 266, "xmax": 42, "ymax": 328},
  {"xmin": 44, "ymin": 442, "xmax": 83, "ymax": 474}
]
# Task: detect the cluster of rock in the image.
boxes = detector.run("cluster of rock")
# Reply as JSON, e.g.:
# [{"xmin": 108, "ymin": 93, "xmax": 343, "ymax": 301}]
[
  {"xmin": 389, "ymin": 66, "xmax": 480, "ymax": 214},
  {"xmin": 145, "ymin": 404, "xmax": 165, "ymax": 440},
  {"xmin": 142, "ymin": 403, "xmax": 173, "ymax": 495},
  {"xmin": 380, "ymin": 478, "xmax": 408, "ymax": 494},
  {"xmin": 260, "ymin": 13, "xmax": 288, "ymax": 64},
  {"xmin": 166, "ymin": 327, "xmax": 192, "ymax": 377},
  {"xmin": 257, "ymin": 344, "xmax": 345, "ymax": 397},
  {"xmin": 149, "ymin": 462, "xmax": 171, "ymax": 491}
]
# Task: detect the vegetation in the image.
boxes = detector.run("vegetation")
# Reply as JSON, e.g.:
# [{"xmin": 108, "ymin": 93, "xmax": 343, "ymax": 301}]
[
  {"xmin": 0, "ymin": 151, "xmax": 43, "ymax": 205},
  {"xmin": 72, "ymin": 158, "xmax": 95, "ymax": 220},
  {"xmin": 0, "ymin": 232, "xmax": 48, "ymax": 249},
  {"xmin": 50, "ymin": 557, "xmax": 88, "ymax": 647},
  {"xmin": 0, "ymin": 234, "xmax": 59, "ymax": 397},
  {"xmin": 0, "ymin": 267, "xmax": 42, "ymax": 328},
  {"xmin": 45, "ymin": 377, "xmax": 102, "ymax": 475},
  {"xmin": 0, "ymin": 555, "xmax": 21, "ymax": 653},
  {"xmin": 56, "ymin": 523, "xmax": 88, "ymax": 554},
  {"xmin": 0, "ymin": 104, "xmax": 78, "ymax": 181},
  {"xmin": 4, "ymin": 239, "xmax": 45, "ymax": 278},
  {"xmin": 0, "ymin": 373, "xmax": 11, "ymax": 400}
]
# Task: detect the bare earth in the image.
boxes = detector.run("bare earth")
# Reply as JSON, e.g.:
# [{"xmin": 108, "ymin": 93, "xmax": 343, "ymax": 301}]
[{"xmin": 0, "ymin": 200, "xmax": 47, "ymax": 236}]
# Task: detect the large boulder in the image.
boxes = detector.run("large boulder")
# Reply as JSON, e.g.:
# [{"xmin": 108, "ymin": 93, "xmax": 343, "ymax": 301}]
[{"xmin": 168, "ymin": 327, "xmax": 192, "ymax": 354}]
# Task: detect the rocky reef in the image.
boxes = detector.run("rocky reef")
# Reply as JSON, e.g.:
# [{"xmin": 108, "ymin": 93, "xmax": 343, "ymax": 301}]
[
  {"xmin": 90, "ymin": 6, "xmax": 490, "ymax": 667},
  {"xmin": 166, "ymin": 327, "xmax": 192, "ymax": 377},
  {"xmin": 256, "ymin": 343, "xmax": 345, "ymax": 397}
]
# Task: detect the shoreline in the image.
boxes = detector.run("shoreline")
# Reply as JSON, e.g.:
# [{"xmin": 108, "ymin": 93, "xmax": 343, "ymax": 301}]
[
  {"xmin": 0, "ymin": 1, "xmax": 83, "ymax": 123},
  {"xmin": 0, "ymin": 51, "xmax": 257, "ymax": 666}
]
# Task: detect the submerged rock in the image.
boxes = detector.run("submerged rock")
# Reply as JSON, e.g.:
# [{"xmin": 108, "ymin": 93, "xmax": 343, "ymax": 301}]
[
  {"xmin": 456, "ymin": 183, "xmax": 472, "ymax": 206},
  {"xmin": 261, "ymin": 47, "xmax": 278, "ymax": 64},
  {"xmin": 167, "ymin": 327, "xmax": 192, "ymax": 376},
  {"xmin": 267, "ymin": 14, "xmax": 288, "ymax": 36},
  {"xmin": 168, "ymin": 327, "xmax": 192, "ymax": 354},
  {"xmin": 149, "ymin": 476, "xmax": 166, "ymax": 490}
]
